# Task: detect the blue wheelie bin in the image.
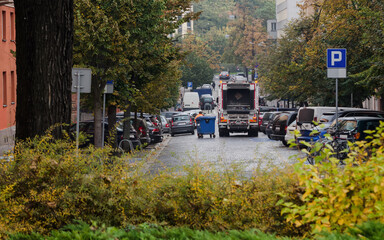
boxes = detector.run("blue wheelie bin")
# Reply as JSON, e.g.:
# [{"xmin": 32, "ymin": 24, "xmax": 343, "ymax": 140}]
[{"xmin": 196, "ymin": 116, "xmax": 216, "ymax": 138}]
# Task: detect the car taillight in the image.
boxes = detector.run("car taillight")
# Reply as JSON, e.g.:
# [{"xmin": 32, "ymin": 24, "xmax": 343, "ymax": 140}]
[
  {"xmin": 314, "ymin": 117, "xmax": 318, "ymax": 122},
  {"xmin": 171, "ymin": 120, "xmax": 174, "ymax": 126},
  {"xmin": 153, "ymin": 128, "xmax": 159, "ymax": 133},
  {"xmin": 153, "ymin": 122, "xmax": 158, "ymax": 126},
  {"xmin": 354, "ymin": 132, "xmax": 360, "ymax": 140},
  {"xmin": 139, "ymin": 126, "xmax": 145, "ymax": 135},
  {"xmin": 190, "ymin": 118, "xmax": 193, "ymax": 125},
  {"xmin": 285, "ymin": 126, "xmax": 288, "ymax": 131},
  {"xmin": 166, "ymin": 123, "xmax": 169, "ymax": 128}
]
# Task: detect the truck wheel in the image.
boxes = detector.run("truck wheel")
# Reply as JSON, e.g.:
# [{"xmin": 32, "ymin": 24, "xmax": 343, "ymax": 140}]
[{"xmin": 219, "ymin": 129, "xmax": 225, "ymax": 137}]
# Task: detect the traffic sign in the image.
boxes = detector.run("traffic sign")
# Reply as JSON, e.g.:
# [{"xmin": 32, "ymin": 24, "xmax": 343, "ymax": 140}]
[
  {"xmin": 187, "ymin": 82, "xmax": 193, "ymax": 88},
  {"xmin": 327, "ymin": 49, "xmax": 347, "ymax": 78}
]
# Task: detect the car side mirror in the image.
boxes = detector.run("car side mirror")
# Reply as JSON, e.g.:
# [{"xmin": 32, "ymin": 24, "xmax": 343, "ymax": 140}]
[{"xmin": 297, "ymin": 122, "xmax": 303, "ymax": 126}]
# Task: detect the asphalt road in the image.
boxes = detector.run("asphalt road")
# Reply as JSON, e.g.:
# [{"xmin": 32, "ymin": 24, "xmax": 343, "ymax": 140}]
[{"xmin": 148, "ymin": 121, "xmax": 304, "ymax": 177}]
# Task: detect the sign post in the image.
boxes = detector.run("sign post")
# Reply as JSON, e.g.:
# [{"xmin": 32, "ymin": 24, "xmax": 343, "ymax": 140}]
[
  {"xmin": 72, "ymin": 68, "xmax": 92, "ymax": 150},
  {"xmin": 102, "ymin": 81, "xmax": 114, "ymax": 148},
  {"xmin": 327, "ymin": 49, "xmax": 347, "ymax": 130}
]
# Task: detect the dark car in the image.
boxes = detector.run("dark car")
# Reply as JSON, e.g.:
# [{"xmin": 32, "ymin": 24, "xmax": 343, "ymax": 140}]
[
  {"xmin": 160, "ymin": 115, "xmax": 170, "ymax": 133},
  {"xmin": 200, "ymin": 94, "xmax": 215, "ymax": 110},
  {"xmin": 161, "ymin": 111, "xmax": 180, "ymax": 121},
  {"xmin": 170, "ymin": 114, "xmax": 195, "ymax": 136},
  {"xmin": 270, "ymin": 112, "xmax": 298, "ymax": 146},
  {"xmin": 330, "ymin": 110, "xmax": 384, "ymax": 122},
  {"xmin": 260, "ymin": 112, "xmax": 279, "ymax": 134},
  {"xmin": 219, "ymin": 71, "xmax": 230, "ymax": 80},
  {"xmin": 265, "ymin": 113, "xmax": 281, "ymax": 139},
  {"xmin": 72, "ymin": 121, "xmax": 141, "ymax": 150},
  {"xmin": 144, "ymin": 117, "xmax": 163, "ymax": 143},
  {"xmin": 330, "ymin": 116, "xmax": 384, "ymax": 141},
  {"xmin": 130, "ymin": 118, "xmax": 151, "ymax": 145}
]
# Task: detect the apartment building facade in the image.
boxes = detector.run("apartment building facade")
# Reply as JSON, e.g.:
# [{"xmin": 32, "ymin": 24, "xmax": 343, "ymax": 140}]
[
  {"xmin": 276, "ymin": 0, "xmax": 301, "ymax": 39},
  {"xmin": 0, "ymin": 1, "xmax": 16, "ymax": 153}
]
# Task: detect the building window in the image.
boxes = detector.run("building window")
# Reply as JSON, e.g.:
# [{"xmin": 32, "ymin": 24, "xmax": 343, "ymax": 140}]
[
  {"xmin": 187, "ymin": 21, "xmax": 191, "ymax": 29},
  {"xmin": 3, "ymin": 72, "xmax": 7, "ymax": 106},
  {"xmin": 271, "ymin": 22, "xmax": 276, "ymax": 32},
  {"xmin": 11, "ymin": 71, "xmax": 15, "ymax": 104},
  {"xmin": 2, "ymin": 11, "xmax": 6, "ymax": 41},
  {"xmin": 10, "ymin": 12, "xmax": 14, "ymax": 41}
]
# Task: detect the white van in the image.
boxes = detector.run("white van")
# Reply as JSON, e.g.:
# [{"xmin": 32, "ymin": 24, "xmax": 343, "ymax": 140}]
[
  {"xmin": 182, "ymin": 92, "xmax": 200, "ymax": 111},
  {"xmin": 297, "ymin": 106, "xmax": 365, "ymax": 124}
]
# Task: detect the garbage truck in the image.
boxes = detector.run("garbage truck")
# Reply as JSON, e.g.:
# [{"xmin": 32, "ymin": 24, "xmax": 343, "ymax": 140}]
[{"xmin": 217, "ymin": 79, "xmax": 259, "ymax": 137}]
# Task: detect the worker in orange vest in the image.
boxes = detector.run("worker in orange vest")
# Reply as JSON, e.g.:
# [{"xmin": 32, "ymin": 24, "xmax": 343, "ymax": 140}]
[{"xmin": 194, "ymin": 111, "xmax": 204, "ymax": 124}]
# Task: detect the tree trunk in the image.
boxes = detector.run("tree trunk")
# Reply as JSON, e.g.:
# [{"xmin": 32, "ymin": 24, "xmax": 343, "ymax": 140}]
[
  {"xmin": 92, "ymin": 77, "xmax": 104, "ymax": 148},
  {"xmin": 122, "ymin": 105, "xmax": 131, "ymax": 151},
  {"xmin": 14, "ymin": 0, "xmax": 73, "ymax": 140},
  {"xmin": 107, "ymin": 104, "xmax": 117, "ymax": 148}
]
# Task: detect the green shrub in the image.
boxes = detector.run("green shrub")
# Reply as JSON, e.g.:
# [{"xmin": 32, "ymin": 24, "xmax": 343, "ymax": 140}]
[{"xmin": 280, "ymin": 122, "xmax": 384, "ymax": 233}]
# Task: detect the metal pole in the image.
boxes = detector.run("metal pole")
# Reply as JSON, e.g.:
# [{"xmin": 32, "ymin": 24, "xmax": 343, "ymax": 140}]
[
  {"xmin": 336, "ymin": 78, "xmax": 338, "ymax": 130},
  {"xmin": 351, "ymin": 93, "xmax": 353, "ymax": 107},
  {"xmin": 76, "ymin": 72, "xmax": 81, "ymax": 151},
  {"xmin": 102, "ymin": 92, "xmax": 106, "ymax": 148}
]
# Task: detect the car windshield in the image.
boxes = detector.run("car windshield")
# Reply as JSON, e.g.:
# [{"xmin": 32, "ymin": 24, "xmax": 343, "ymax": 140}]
[
  {"xmin": 173, "ymin": 115, "xmax": 190, "ymax": 121},
  {"xmin": 339, "ymin": 120, "xmax": 357, "ymax": 131},
  {"xmin": 320, "ymin": 114, "xmax": 334, "ymax": 122}
]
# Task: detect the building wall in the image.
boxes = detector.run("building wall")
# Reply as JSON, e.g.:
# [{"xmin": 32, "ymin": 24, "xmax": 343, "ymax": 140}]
[
  {"xmin": 0, "ymin": 5, "xmax": 16, "ymax": 131},
  {"xmin": 173, "ymin": 5, "xmax": 194, "ymax": 37},
  {"xmin": 267, "ymin": 20, "xmax": 277, "ymax": 39},
  {"xmin": 0, "ymin": 4, "xmax": 16, "ymax": 154},
  {"xmin": 276, "ymin": 0, "xmax": 301, "ymax": 38}
]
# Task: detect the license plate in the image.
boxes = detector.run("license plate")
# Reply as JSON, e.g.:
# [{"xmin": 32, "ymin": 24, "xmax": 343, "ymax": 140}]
[
  {"xmin": 275, "ymin": 126, "xmax": 280, "ymax": 131},
  {"xmin": 178, "ymin": 122, "xmax": 186, "ymax": 125},
  {"xmin": 339, "ymin": 134, "xmax": 348, "ymax": 139}
]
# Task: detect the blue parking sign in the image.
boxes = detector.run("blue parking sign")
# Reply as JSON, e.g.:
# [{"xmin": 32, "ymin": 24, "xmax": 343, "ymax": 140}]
[
  {"xmin": 187, "ymin": 82, "xmax": 193, "ymax": 88},
  {"xmin": 327, "ymin": 48, "xmax": 347, "ymax": 78},
  {"xmin": 327, "ymin": 49, "xmax": 346, "ymax": 68}
]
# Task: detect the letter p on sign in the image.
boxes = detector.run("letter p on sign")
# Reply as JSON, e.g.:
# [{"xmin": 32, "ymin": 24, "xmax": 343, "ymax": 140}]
[{"xmin": 327, "ymin": 49, "xmax": 346, "ymax": 68}]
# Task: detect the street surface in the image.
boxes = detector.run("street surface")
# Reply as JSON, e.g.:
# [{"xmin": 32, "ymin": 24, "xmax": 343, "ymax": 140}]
[
  {"xmin": 147, "ymin": 75, "xmax": 305, "ymax": 176},
  {"xmin": 151, "ymin": 129, "xmax": 303, "ymax": 177}
]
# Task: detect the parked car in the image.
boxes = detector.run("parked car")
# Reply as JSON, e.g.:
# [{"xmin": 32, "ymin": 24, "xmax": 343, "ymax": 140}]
[
  {"xmin": 161, "ymin": 111, "xmax": 179, "ymax": 121},
  {"xmin": 298, "ymin": 110, "xmax": 384, "ymax": 144},
  {"xmin": 130, "ymin": 117, "xmax": 151, "ymax": 145},
  {"xmin": 160, "ymin": 115, "xmax": 170, "ymax": 133},
  {"xmin": 270, "ymin": 112, "xmax": 298, "ymax": 146},
  {"xmin": 330, "ymin": 116, "xmax": 384, "ymax": 142},
  {"xmin": 144, "ymin": 117, "xmax": 163, "ymax": 143},
  {"xmin": 265, "ymin": 113, "xmax": 281, "ymax": 139},
  {"xmin": 328, "ymin": 110, "xmax": 384, "ymax": 123},
  {"xmin": 219, "ymin": 71, "xmax": 230, "ymax": 80},
  {"xmin": 170, "ymin": 114, "xmax": 195, "ymax": 136},
  {"xmin": 72, "ymin": 121, "xmax": 141, "ymax": 150},
  {"xmin": 260, "ymin": 112, "xmax": 279, "ymax": 134}
]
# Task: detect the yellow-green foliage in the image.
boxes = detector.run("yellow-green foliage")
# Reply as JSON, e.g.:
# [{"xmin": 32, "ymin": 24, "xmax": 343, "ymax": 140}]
[
  {"xmin": 280, "ymin": 122, "xmax": 384, "ymax": 234},
  {"xmin": 0, "ymin": 130, "xmax": 305, "ymax": 238}
]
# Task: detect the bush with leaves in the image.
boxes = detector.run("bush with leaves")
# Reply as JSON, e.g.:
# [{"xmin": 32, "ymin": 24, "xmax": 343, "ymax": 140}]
[{"xmin": 280, "ymin": 122, "xmax": 384, "ymax": 233}]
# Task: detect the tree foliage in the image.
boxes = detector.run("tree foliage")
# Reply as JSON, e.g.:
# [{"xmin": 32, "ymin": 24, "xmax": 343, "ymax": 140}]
[
  {"xmin": 74, "ymin": 0, "xmax": 200, "ymax": 147},
  {"xmin": 260, "ymin": 0, "xmax": 384, "ymax": 106}
]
